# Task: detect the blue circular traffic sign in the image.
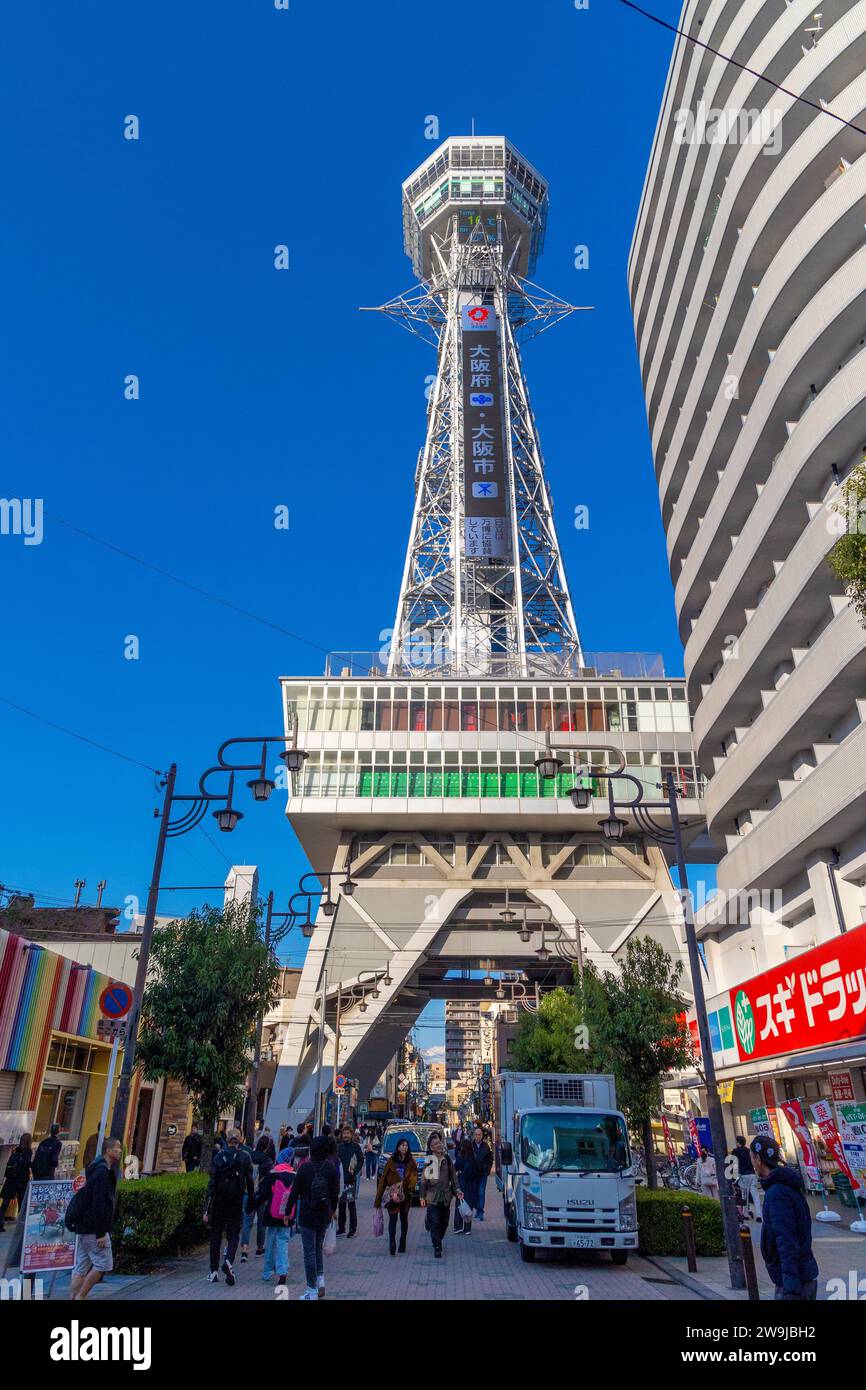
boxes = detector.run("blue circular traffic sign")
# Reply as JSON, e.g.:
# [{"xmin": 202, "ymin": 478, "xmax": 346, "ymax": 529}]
[{"xmin": 99, "ymin": 981, "xmax": 133, "ymax": 1020}]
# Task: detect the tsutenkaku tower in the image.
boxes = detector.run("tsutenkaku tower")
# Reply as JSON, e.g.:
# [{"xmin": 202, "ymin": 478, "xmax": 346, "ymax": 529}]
[{"xmin": 370, "ymin": 136, "xmax": 586, "ymax": 679}]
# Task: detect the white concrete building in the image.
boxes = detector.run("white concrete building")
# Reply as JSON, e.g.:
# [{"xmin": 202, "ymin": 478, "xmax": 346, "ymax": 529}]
[{"xmin": 629, "ymin": 0, "xmax": 866, "ymax": 941}]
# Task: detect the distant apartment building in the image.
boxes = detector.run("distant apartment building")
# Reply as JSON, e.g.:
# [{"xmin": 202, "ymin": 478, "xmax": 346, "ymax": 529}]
[{"xmin": 445, "ymin": 1000, "xmax": 481, "ymax": 1082}]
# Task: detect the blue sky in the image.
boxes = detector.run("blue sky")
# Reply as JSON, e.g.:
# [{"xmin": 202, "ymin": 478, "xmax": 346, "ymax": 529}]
[{"xmin": 0, "ymin": 2, "xmax": 685, "ymax": 1041}]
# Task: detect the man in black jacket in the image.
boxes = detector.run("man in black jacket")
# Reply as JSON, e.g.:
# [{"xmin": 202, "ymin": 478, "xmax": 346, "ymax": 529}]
[
  {"xmin": 751, "ymin": 1135, "xmax": 819, "ymax": 1300},
  {"xmin": 70, "ymin": 1136, "xmax": 121, "ymax": 1301},
  {"xmin": 335, "ymin": 1125, "xmax": 364, "ymax": 1237},
  {"xmin": 204, "ymin": 1128, "xmax": 255, "ymax": 1287},
  {"xmin": 181, "ymin": 1125, "xmax": 202, "ymax": 1172},
  {"xmin": 32, "ymin": 1123, "xmax": 63, "ymax": 1181},
  {"xmin": 287, "ymin": 1135, "xmax": 339, "ymax": 1299},
  {"xmin": 469, "ymin": 1125, "xmax": 493, "ymax": 1220}
]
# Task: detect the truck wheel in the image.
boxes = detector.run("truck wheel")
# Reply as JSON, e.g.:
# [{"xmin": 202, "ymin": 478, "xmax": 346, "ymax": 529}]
[
  {"xmin": 505, "ymin": 1205, "xmax": 517, "ymax": 1242},
  {"xmin": 519, "ymin": 1241, "xmax": 536, "ymax": 1262},
  {"xmin": 611, "ymin": 1250, "xmax": 628, "ymax": 1266}
]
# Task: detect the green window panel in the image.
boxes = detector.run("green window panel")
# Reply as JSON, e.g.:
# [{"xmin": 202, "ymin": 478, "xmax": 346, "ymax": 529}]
[
  {"xmin": 501, "ymin": 771, "xmax": 519, "ymax": 797},
  {"xmin": 481, "ymin": 771, "xmax": 501, "ymax": 797},
  {"xmin": 426, "ymin": 770, "xmax": 443, "ymax": 797},
  {"xmin": 462, "ymin": 769, "xmax": 480, "ymax": 797},
  {"xmin": 444, "ymin": 770, "xmax": 462, "ymax": 797},
  {"xmin": 557, "ymin": 772, "xmax": 575, "ymax": 797},
  {"xmin": 373, "ymin": 770, "xmax": 391, "ymax": 796},
  {"xmin": 520, "ymin": 771, "xmax": 539, "ymax": 797},
  {"xmin": 391, "ymin": 770, "xmax": 408, "ymax": 797},
  {"xmin": 357, "ymin": 769, "xmax": 373, "ymax": 796},
  {"xmin": 539, "ymin": 773, "xmax": 558, "ymax": 798},
  {"xmin": 408, "ymin": 769, "xmax": 426, "ymax": 798}
]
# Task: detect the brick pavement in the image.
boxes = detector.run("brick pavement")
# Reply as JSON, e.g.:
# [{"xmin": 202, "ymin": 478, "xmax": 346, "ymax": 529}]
[{"xmin": 78, "ymin": 1174, "xmax": 702, "ymax": 1302}]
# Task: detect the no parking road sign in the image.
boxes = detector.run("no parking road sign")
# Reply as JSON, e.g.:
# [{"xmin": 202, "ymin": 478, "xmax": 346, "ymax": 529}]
[
  {"xmin": 99, "ymin": 981, "xmax": 134, "ymax": 1021},
  {"xmin": 335, "ymin": 1072, "xmax": 348, "ymax": 1092}
]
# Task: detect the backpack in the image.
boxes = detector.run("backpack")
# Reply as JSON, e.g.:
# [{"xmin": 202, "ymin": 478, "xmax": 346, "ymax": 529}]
[
  {"xmin": 64, "ymin": 1185, "xmax": 89, "ymax": 1234},
  {"xmin": 308, "ymin": 1161, "xmax": 332, "ymax": 1213},
  {"xmin": 5, "ymin": 1148, "xmax": 30, "ymax": 1183},
  {"xmin": 213, "ymin": 1152, "xmax": 246, "ymax": 1204},
  {"xmin": 269, "ymin": 1164, "xmax": 294, "ymax": 1220},
  {"xmin": 32, "ymin": 1139, "xmax": 57, "ymax": 1180}
]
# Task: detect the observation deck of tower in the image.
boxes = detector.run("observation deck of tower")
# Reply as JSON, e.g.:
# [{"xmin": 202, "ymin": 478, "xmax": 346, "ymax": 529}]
[{"xmin": 266, "ymin": 138, "xmax": 705, "ymax": 1132}]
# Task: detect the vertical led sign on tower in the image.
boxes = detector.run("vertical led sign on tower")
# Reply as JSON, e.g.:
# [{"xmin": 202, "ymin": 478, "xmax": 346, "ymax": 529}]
[{"xmin": 461, "ymin": 303, "xmax": 509, "ymax": 560}]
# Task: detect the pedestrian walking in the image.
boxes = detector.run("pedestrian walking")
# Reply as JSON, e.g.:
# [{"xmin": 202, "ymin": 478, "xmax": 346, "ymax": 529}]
[
  {"xmin": 468, "ymin": 1124, "xmax": 493, "ymax": 1221},
  {"xmin": 0, "ymin": 1131, "xmax": 32, "ymax": 1230},
  {"xmin": 181, "ymin": 1124, "xmax": 202, "ymax": 1173},
  {"xmin": 731, "ymin": 1133, "xmax": 762, "ymax": 1221},
  {"xmin": 363, "ymin": 1131, "xmax": 377, "ymax": 1180},
  {"xmin": 374, "ymin": 1136, "xmax": 418, "ymax": 1255},
  {"xmin": 204, "ymin": 1127, "xmax": 255, "ymax": 1287},
  {"xmin": 254, "ymin": 1148, "xmax": 295, "ymax": 1288},
  {"xmin": 420, "ymin": 1132, "xmax": 463, "ymax": 1258},
  {"xmin": 240, "ymin": 1133, "xmax": 273, "ymax": 1261},
  {"xmin": 336, "ymin": 1124, "xmax": 364, "ymax": 1238},
  {"xmin": 697, "ymin": 1147, "xmax": 719, "ymax": 1199},
  {"xmin": 750, "ymin": 1135, "xmax": 819, "ymax": 1300},
  {"xmin": 31, "ymin": 1123, "xmax": 62, "ymax": 1181},
  {"xmin": 259, "ymin": 1127, "xmax": 277, "ymax": 1162},
  {"xmin": 454, "ymin": 1139, "xmax": 474, "ymax": 1235},
  {"xmin": 68, "ymin": 1136, "xmax": 121, "ymax": 1300},
  {"xmin": 286, "ymin": 1134, "xmax": 339, "ymax": 1300}
]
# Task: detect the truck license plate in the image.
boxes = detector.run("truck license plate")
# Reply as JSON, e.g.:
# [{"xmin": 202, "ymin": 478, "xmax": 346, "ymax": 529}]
[{"xmin": 573, "ymin": 1237, "xmax": 595, "ymax": 1248}]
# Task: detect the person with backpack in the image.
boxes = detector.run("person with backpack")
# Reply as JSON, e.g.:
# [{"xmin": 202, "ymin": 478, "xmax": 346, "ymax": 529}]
[
  {"xmin": 204, "ymin": 1128, "xmax": 255, "ymax": 1287},
  {"xmin": 67, "ymin": 1136, "xmax": 121, "ymax": 1300},
  {"xmin": 240, "ymin": 1134, "xmax": 274, "ymax": 1262},
  {"xmin": 285, "ymin": 1134, "xmax": 339, "ymax": 1300},
  {"xmin": 0, "ymin": 1131, "xmax": 33, "ymax": 1230},
  {"xmin": 254, "ymin": 1147, "xmax": 295, "ymax": 1288},
  {"xmin": 31, "ymin": 1123, "xmax": 62, "ymax": 1182},
  {"xmin": 750, "ymin": 1134, "xmax": 819, "ymax": 1300},
  {"xmin": 336, "ymin": 1124, "xmax": 364, "ymax": 1238}
]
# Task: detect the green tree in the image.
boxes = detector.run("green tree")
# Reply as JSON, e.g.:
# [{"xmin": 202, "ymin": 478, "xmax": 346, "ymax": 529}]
[
  {"xmin": 828, "ymin": 463, "xmax": 866, "ymax": 622},
  {"xmin": 136, "ymin": 899, "xmax": 279, "ymax": 1172},
  {"xmin": 508, "ymin": 986, "xmax": 598, "ymax": 1073},
  {"xmin": 580, "ymin": 937, "xmax": 693, "ymax": 1188}
]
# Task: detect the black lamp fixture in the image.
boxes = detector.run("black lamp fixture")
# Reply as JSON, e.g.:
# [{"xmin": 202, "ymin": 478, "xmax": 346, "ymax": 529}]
[
  {"xmin": 570, "ymin": 775, "xmax": 592, "ymax": 810},
  {"xmin": 534, "ymin": 734, "xmax": 563, "ymax": 783},
  {"xmin": 247, "ymin": 742, "xmax": 276, "ymax": 803},
  {"xmin": 518, "ymin": 908, "xmax": 533, "ymax": 944},
  {"xmin": 213, "ymin": 772, "xmax": 244, "ymax": 832},
  {"xmin": 599, "ymin": 813, "xmax": 627, "ymax": 841},
  {"xmin": 499, "ymin": 886, "xmax": 516, "ymax": 925},
  {"xmin": 536, "ymin": 921, "xmax": 551, "ymax": 961},
  {"xmin": 279, "ymin": 716, "xmax": 309, "ymax": 776}
]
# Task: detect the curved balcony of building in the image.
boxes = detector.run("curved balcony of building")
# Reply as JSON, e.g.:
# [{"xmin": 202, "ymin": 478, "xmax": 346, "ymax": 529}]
[
  {"xmin": 716, "ymin": 719, "xmax": 866, "ymax": 893},
  {"xmin": 681, "ymin": 347, "xmax": 866, "ymax": 680},
  {"xmin": 650, "ymin": 74, "xmax": 866, "ymax": 488},
  {"xmin": 640, "ymin": 0, "xmax": 851, "ymax": 416},
  {"xmin": 690, "ymin": 491, "xmax": 849, "ymax": 763},
  {"xmin": 702, "ymin": 601, "xmax": 866, "ymax": 838},
  {"xmin": 672, "ymin": 266, "xmax": 866, "ymax": 641},
  {"xmin": 632, "ymin": 0, "xmax": 797, "ymax": 353}
]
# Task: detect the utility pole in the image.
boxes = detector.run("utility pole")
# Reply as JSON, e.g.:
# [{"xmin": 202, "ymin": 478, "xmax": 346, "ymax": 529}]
[
  {"xmin": 332, "ymin": 984, "xmax": 342, "ymax": 1132},
  {"xmin": 247, "ymin": 890, "xmax": 273, "ymax": 1145},
  {"xmin": 110, "ymin": 764, "xmax": 177, "ymax": 1144},
  {"xmin": 313, "ymin": 965, "xmax": 328, "ymax": 1133}
]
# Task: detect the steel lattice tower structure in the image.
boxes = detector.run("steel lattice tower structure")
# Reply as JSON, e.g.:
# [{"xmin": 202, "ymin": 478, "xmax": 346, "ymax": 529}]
[{"xmin": 366, "ymin": 136, "xmax": 587, "ymax": 679}]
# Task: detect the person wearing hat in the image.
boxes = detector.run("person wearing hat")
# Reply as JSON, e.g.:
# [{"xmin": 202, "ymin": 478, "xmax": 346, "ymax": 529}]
[{"xmin": 750, "ymin": 1135, "xmax": 819, "ymax": 1300}]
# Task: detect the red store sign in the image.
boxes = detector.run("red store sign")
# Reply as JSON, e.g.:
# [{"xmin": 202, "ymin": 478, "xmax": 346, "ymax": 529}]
[{"xmin": 729, "ymin": 921, "xmax": 866, "ymax": 1064}]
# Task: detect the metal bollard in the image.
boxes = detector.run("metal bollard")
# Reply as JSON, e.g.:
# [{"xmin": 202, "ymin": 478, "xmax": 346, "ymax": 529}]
[
  {"xmin": 681, "ymin": 1204, "xmax": 698, "ymax": 1272},
  {"xmin": 739, "ymin": 1223, "xmax": 761, "ymax": 1301}
]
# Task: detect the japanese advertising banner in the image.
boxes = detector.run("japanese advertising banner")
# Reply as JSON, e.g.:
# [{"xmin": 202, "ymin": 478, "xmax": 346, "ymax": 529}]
[
  {"xmin": 461, "ymin": 303, "xmax": 510, "ymax": 560},
  {"xmin": 811, "ymin": 1099, "xmax": 861, "ymax": 1191},
  {"xmin": 748, "ymin": 1105, "xmax": 774, "ymax": 1138},
  {"xmin": 830, "ymin": 1071, "xmax": 855, "ymax": 1102},
  {"xmin": 20, "ymin": 1178, "xmax": 77, "ymax": 1275},
  {"xmin": 836, "ymin": 1101, "xmax": 866, "ymax": 1186},
  {"xmin": 729, "ymin": 919, "xmax": 866, "ymax": 1063},
  {"xmin": 779, "ymin": 1099, "xmax": 821, "ymax": 1187}
]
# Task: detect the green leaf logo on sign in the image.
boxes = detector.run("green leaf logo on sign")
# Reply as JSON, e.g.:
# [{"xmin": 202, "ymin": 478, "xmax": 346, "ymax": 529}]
[{"xmin": 734, "ymin": 989, "xmax": 756, "ymax": 1055}]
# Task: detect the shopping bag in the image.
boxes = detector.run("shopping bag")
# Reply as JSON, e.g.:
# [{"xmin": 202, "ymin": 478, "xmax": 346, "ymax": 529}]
[
  {"xmin": 458, "ymin": 1198, "xmax": 473, "ymax": 1220},
  {"xmin": 323, "ymin": 1220, "xmax": 337, "ymax": 1256},
  {"xmin": 372, "ymin": 1206, "xmax": 384, "ymax": 1237},
  {"xmin": 453, "ymin": 1204, "xmax": 464, "ymax": 1233}
]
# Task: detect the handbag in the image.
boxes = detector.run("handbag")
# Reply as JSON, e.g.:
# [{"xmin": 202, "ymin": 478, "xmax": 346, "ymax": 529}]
[
  {"xmin": 385, "ymin": 1180, "xmax": 405, "ymax": 1206},
  {"xmin": 323, "ymin": 1220, "xmax": 337, "ymax": 1257},
  {"xmin": 458, "ymin": 1198, "xmax": 473, "ymax": 1220},
  {"xmin": 372, "ymin": 1205, "xmax": 384, "ymax": 1237}
]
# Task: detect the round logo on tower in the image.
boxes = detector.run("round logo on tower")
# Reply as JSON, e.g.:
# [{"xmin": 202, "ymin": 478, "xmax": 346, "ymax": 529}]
[
  {"xmin": 467, "ymin": 306, "xmax": 489, "ymax": 324},
  {"xmin": 734, "ymin": 989, "xmax": 756, "ymax": 1055}
]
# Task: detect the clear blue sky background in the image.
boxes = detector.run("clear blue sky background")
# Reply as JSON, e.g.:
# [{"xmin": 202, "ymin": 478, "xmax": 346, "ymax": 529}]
[{"xmin": 1, "ymin": 1, "xmax": 688, "ymax": 1045}]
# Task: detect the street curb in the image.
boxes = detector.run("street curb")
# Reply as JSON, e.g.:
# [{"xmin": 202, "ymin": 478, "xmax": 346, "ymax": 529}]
[{"xmin": 642, "ymin": 1253, "xmax": 727, "ymax": 1301}]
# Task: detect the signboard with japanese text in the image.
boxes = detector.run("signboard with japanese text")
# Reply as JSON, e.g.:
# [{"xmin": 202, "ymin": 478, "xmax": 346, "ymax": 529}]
[
  {"xmin": 836, "ymin": 1101, "xmax": 866, "ymax": 1185},
  {"xmin": 729, "ymin": 920, "xmax": 866, "ymax": 1063},
  {"xmin": 748, "ymin": 1106, "xmax": 774, "ymax": 1139},
  {"xmin": 811, "ymin": 1099, "xmax": 860, "ymax": 1191},
  {"xmin": 830, "ymin": 1071, "xmax": 855, "ymax": 1102},
  {"xmin": 779, "ymin": 1099, "xmax": 821, "ymax": 1188},
  {"xmin": 461, "ymin": 303, "xmax": 510, "ymax": 560},
  {"xmin": 20, "ymin": 1178, "xmax": 77, "ymax": 1275}
]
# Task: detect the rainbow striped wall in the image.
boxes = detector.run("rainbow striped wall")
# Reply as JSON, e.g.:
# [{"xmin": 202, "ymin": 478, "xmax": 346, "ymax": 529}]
[{"xmin": 0, "ymin": 927, "xmax": 113, "ymax": 1109}]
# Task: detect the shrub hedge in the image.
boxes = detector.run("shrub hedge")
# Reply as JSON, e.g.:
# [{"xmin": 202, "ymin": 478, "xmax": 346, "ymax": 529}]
[
  {"xmin": 112, "ymin": 1171, "xmax": 209, "ymax": 1271},
  {"xmin": 636, "ymin": 1186, "xmax": 725, "ymax": 1257}
]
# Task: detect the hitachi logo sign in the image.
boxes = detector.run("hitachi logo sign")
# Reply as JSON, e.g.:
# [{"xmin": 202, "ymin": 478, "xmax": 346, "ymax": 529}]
[{"xmin": 49, "ymin": 1321, "xmax": 152, "ymax": 1371}]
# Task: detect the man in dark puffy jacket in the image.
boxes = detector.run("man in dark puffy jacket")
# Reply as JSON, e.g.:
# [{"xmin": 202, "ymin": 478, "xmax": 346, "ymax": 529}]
[
  {"xmin": 335, "ymin": 1125, "xmax": 364, "ymax": 1238},
  {"xmin": 750, "ymin": 1135, "xmax": 819, "ymax": 1300},
  {"xmin": 32, "ymin": 1123, "xmax": 63, "ymax": 1181},
  {"xmin": 204, "ymin": 1128, "xmax": 255, "ymax": 1288},
  {"xmin": 70, "ymin": 1136, "xmax": 121, "ymax": 1300}
]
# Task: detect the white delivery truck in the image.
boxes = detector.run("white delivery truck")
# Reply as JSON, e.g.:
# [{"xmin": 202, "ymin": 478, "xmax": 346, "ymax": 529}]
[{"xmin": 496, "ymin": 1072, "xmax": 638, "ymax": 1264}]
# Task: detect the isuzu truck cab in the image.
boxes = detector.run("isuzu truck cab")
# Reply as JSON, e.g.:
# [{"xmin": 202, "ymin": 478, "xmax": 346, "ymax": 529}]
[{"xmin": 496, "ymin": 1072, "xmax": 638, "ymax": 1264}]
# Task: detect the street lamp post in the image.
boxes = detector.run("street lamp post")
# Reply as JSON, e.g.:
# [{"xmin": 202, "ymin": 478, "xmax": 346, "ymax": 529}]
[{"xmin": 540, "ymin": 742, "xmax": 746, "ymax": 1292}]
